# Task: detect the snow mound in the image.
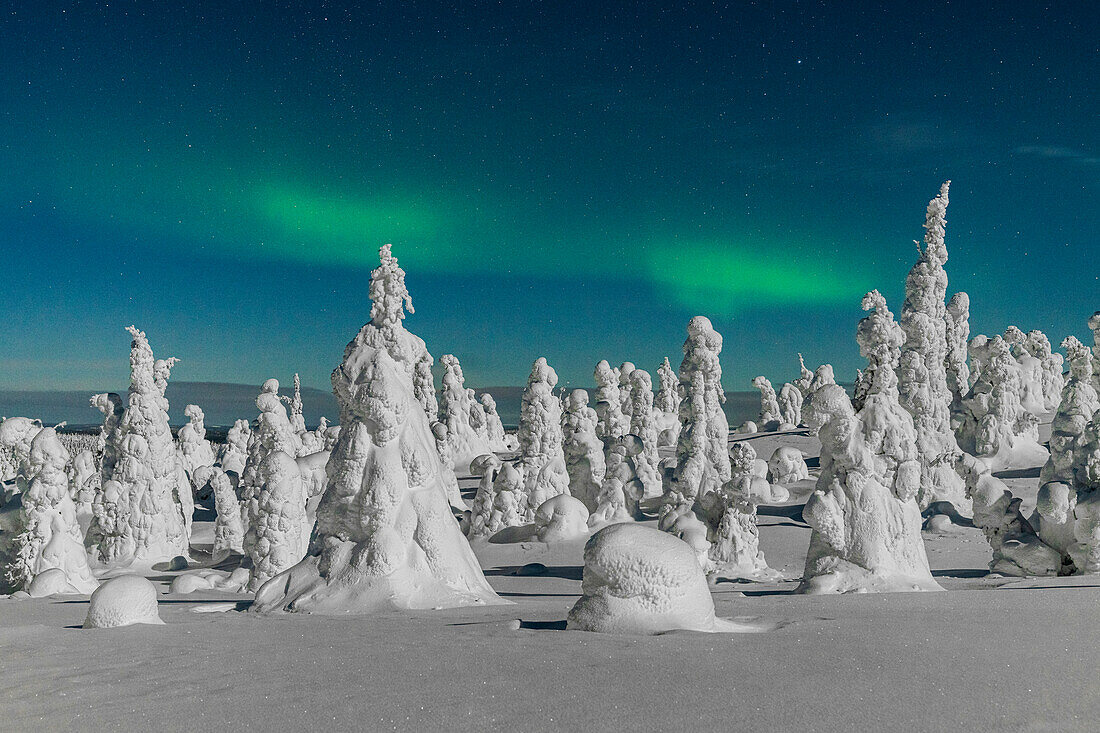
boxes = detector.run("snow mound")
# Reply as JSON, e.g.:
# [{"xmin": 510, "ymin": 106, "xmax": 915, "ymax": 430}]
[
  {"xmin": 83, "ymin": 575, "xmax": 164, "ymax": 628},
  {"xmin": 566, "ymin": 524, "xmax": 761, "ymax": 635},
  {"xmin": 534, "ymin": 494, "xmax": 590, "ymax": 543}
]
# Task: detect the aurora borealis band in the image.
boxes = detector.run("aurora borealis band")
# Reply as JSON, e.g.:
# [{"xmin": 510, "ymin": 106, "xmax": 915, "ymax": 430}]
[{"xmin": 1, "ymin": 2, "xmax": 1096, "ymax": 395}]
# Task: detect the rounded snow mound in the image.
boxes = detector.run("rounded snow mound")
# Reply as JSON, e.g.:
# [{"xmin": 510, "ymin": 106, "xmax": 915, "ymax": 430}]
[
  {"xmin": 567, "ymin": 524, "xmax": 761, "ymax": 634},
  {"xmin": 83, "ymin": 575, "xmax": 165, "ymax": 629},
  {"xmin": 534, "ymin": 494, "xmax": 590, "ymax": 543}
]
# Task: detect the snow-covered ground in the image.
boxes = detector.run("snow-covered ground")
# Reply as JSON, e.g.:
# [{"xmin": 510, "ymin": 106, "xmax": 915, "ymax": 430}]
[{"xmin": 3, "ymin": 424, "xmax": 1095, "ymax": 732}]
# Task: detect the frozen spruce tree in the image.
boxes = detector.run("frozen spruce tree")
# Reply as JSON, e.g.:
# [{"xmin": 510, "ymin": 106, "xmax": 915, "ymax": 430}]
[
  {"xmin": 467, "ymin": 388, "xmax": 490, "ymax": 443},
  {"xmin": 777, "ymin": 383, "xmax": 802, "ymax": 427},
  {"xmin": 628, "ymin": 368, "xmax": 662, "ymax": 498},
  {"xmin": 801, "ymin": 366, "xmax": 940, "ymax": 594},
  {"xmin": 246, "ymin": 451, "xmax": 309, "ymax": 591},
  {"xmin": 698, "ymin": 442, "xmax": 786, "ymax": 579},
  {"xmin": 516, "ymin": 358, "xmax": 568, "ymax": 519},
  {"xmin": 1040, "ymin": 337, "xmax": 1100, "ymax": 490},
  {"xmin": 793, "ymin": 353, "xmax": 814, "ymax": 394},
  {"xmin": 593, "ymin": 360, "xmax": 626, "ymax": 441},
  {"xmin": 177, "ymin": 404, "xmax": 216, "ymax": 479},
  {"xmin": 562, "ymin": 389, "xmax": 606, "ymax": 513},
  {"xmin": 663, "ymin": 317, "xmax": 731, "ymax": 510},
  {"xmin": 5, "ymin": 427, "xmax": 98, "ymax": 594},
  {"xmin": 438, "ymin": 354, "xmax": 492, "ymax": 467},
  {"xmin": 854, "ymin": 291, "xmax": 903, "ymax": 413},
  {"xmin": 895, "ymin": 181, "xmax": 967, "ymax": 510},
  {"xmin": 955, "ymin": 335, "xmax": 1047, "ymax": 470},
  {"xmin": 88, "ymin": 327, "xmax": 189, "ymax": 566},
  {"xmin": 944, "ymin": 292, "xmax": 971, "ymax": 406},
  {"xmin": 239, "ymin": 379, "xmax": 304, "ymax": 539},
  {"xmin": 90, "ymin": 392, "xmax": 124, "ymax": 456},
  {"xmin": 194, "ymin": 466, "xmax": 244, "ymax": 563},
  {"xmin": 218, "ymin": 418, "xmax": 251, "ymax": 477},
  {"xmin": 751, "ymin": 376, "xmax": 782, "ymax": 429},
  {"xmin": 1004, "ymin": 326, "xmax": 1047, "ymax": 416},
  {"xmin": 618, "ymin": 362, "xmax": 636, "ymax": 428},
  {"xmin": 653, "ymin": 357, "xmax": 682, "ymax": 447},
  {"xmin": 251, "ymin": 337, "xmax": 504, "ymax": 613},
  {"xmin": 479, "ymin": 393, "xmax": 512, "ymax": 452},
  {"xmin": 280, "ymin": 373, "xmax": 307, "ymax": 435},
  {"xmin": 1025, "ymin": 330, "xmax": 1065, "ymax": 412}
]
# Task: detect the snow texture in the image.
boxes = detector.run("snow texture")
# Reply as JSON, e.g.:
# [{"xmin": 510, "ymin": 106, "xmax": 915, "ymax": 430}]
[
  {"xmin": 896, "ymin": 182, "xmax": 968, "ymax": 511},
  {"xmin": 533, "ymin": 493, "xmax": 590, "ymax": 543}
]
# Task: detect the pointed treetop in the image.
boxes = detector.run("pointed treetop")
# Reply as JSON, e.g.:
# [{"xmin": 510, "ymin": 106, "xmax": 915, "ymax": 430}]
[
  {"xmin": 920, "ymin": 180, "xmax": 951, "ymax": 266},
  {"xmin": 370, "ymin": 243, "xmax": 414, "ymax": 328}
]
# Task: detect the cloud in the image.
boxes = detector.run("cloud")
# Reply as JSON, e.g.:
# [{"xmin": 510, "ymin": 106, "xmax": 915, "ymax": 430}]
[{"xmin": 1015, "ymin": 145, "xmax": 1099, "ymax": 165}]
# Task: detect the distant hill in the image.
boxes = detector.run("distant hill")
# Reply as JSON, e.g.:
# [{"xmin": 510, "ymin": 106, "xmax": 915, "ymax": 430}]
[{"xmin": 1, "ymin": 381, "xmax": 764, "ymax": 431}]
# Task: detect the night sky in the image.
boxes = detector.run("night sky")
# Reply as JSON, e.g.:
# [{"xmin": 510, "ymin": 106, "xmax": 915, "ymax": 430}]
[{"xmin": 1, "ymin": 2, "xmax": 1096, "ymax": 395}]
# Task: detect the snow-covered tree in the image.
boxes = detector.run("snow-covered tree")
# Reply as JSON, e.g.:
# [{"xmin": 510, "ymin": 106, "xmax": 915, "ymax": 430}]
[
  {"xmin": 561, "ymin": 389, "xmax": 605, "ymax": 513},
  {"xmin": 593, "ymin": 360, "xmax": 626, "ymax": 441},
  {"xmin": 944, "ymin": 292, "xmax": 971, "ymax": 405},
  {"xmin": 516, "ymin": 358, "xmax": 568, "ymax": 519},
  {"xmin": 438, "ymin": 354, "xmax": 492, "ymax": 467},
  {"xmin": 896, "ymin": 181, "xmax": 967, "ymax": 510},
  {"xmin": 88, "ymin": 326, "xmax": 189, "ymax": 566},
  {"xmin": 751, "ymin": 376, "xmax": 782, "ymax": 428},
  {"xmin": 177, "ymin": 404, "xmax": 216, "ymax": 479}
]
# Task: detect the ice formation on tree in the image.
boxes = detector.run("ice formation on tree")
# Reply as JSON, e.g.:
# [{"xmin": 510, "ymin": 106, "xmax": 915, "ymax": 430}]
[
  {"xmin": 83, "ymin": 575, "xmax": 163, "ymax": 628},
  {"xmin": 957, "ymin": 455, "xmax": 1061, "ymax": 576},
  {"xmin": 438, "ymin": 354, "xmax": 492, "ymax": 467},
  {"xmin": 1041, "ymin": 337, "xmax": 1100, "ymax": 490},
  {"xmin": 895, "ymin": 182, "xmax": 967, "ymax": 510},
  {"xmin": 0, "ymin": 416, "xmax": 43, "ymax": 484},
  {"xmin": 752, "ymin": 376, "xmax": 783, "ymax": 430},
  {"xmin": 561, "ymin": 389, "xmax": 605, "ymax": 513},
  {"xmin": 479, "ymin": 394, "xmax": 512, "ymax": 452},
  {"xmin": 593, "ymin": 360, "xmax": 626, "ymax": 441},
  {"xmin": 252, "ymin": 290, "xmax": 504, "ymax": 612},
  {"xmin": 466, "ymin": 453, "xmax": 504, "ymax": 538},
  {"xmin": 768, "ymin": 446, "xmax": 809, "ymax": 485},
  {"xmin": 88, "ymin": 327, "xmax": 189, "ymax": 567},
  {"xmin": 793, "ymin": 353, "xmax": 814, "ymax": 394},
  {"xmin": 627, "ymin": 369, "xmax": 661, "ymax": 498},
  {"xmin": 663, "ymin": 317, "xmax": 731, "ymax": 507},
  {"xmin": 5, "ymin": 428, "xmax": 98, "ymax": 594},
  {"xmin": 653, "ymin": 356, "xmax": 682, "ymax": 447},
  {"xmin": 590, "ymin": 435, "xmax": 647, "ymax": 526},
  {"xmin": 280, "ymin": 373, "xmax": 307, "ymax": 434},
  {"xmin": 1090, "ymin": 312, "xmax": 1100, "ymax": 394},
  {"xmin": 1026, "ymin": 330, "xmax": 1065, "ymax": 412},
  {"xmin": 177, "ymin": 404, "xmax": 216, "ymax": 481},
  {"xmin": 777, "ymin": 383, "xmax": 802, "ymax": 428},
  {"xmin": 246, "ymin": 450, "xmax": 309, "ymax": 591},
  {"xmin": 194, "ymin": 466, "xmax": 244, "ymax": 562},
  {"xmin": 617, "ymin": 362, "xmax": 636, "ymax": 427},
  {"xmin": 853, "ymin": 291, "xmax": 902, "ymax": 413},
  {"xmin": 944, "ymin": 292, "xmax": 971, "ymax": 405},
  {"xmin": 567, "ymin": 524, "xmax": 759, "ymax": 634},
  {"xmin": 955, "ymin": 335, "xmax": 1047, "ymax": 471},
  {"xmin": 515, "ymin": 358, "xmax": 568, "ymax": 520},
  {"xmin": 90, "ymin": 392, "xmax": 124, "ymax": 455},
  {"xmin": 800, "ymin": 372, "xmax": 940, "ymax": 593},
  {"xmin": 240, "ymin": 379, "xmax": 305, "ymax": 541},
  {"xmin": 696, "ymin": 441, "xmax": 784, "ymax": 578},
  {"xmin": 218, "ymin": 419, "xmax": 251, "ymax": 477}
]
